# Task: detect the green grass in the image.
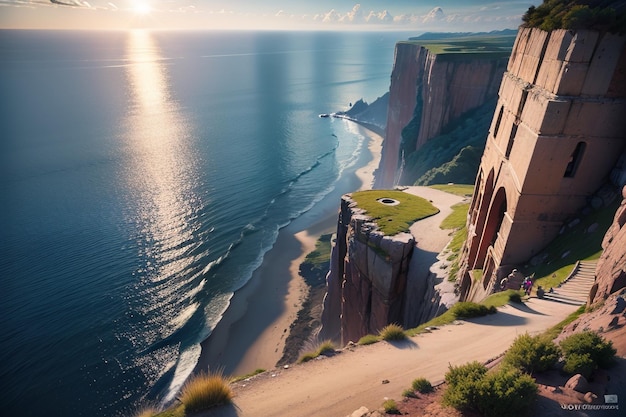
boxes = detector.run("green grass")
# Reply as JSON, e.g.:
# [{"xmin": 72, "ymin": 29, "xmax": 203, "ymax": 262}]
[
  {"xmin": 480, "ymin": 289, "xmax": 525, "ymax": 308},
  {"xmin": 230, "ymin": 368, "xmax": 266, "ymax": 383},
  {"xmin": 406, "ymin": 301, "xmax": 497, "ymax": 336},
  {"xmin": 412, "ymin": 377, "xmax": 434, "ymax": 394},
  {"xmin": 440, "ymin": 203, "xmax": 470, "ymax": 230},
  {"xmin": 378, "ymin": 323, "xmax": 407, "ymax": 341},
  {"xmin": 402, "ymin": 34, "xmax": 516, "ymax": 56},
  {"xmin": 357, "ymin": 334, "xmax": 380, "ymax": 345},
  {"xmin": 298, "ymin": 340, "xmax": 335, "ymax": 363},
  {"xmin": 382, "ymin": 398, "xmax": 400, "ymax": 414},
  {"xmin": 430, "ymin": 184, "xmax": 475, "ymax": 197},
  {"xmin": 178, "ymin": 370, "xmax": 233, "ymax": 414},
  {"xmin": 435, "ymin": 197, "xmax": 471, "ymax": 282},
  {"xmin": 302, "ymin": 233, "xmax": 332, "ymax": 267},
  {"xmin": 529, "ymin": 199, "xmax": 619, "ymax": 292},
  {"xmin": 349, "ymin": 190, "xmax": 439, "ymax": 236},
  {"xmin": 542, "ymin": 305, "xmax": 586, "ymax": 341}
]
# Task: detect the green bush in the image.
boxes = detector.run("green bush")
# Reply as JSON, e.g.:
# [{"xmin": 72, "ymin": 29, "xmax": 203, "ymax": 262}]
[
  {"xmin": 560, "ymin": 330, "xmax": 617, "ymax": 374},
  {"xmin": 562, "ymin": 352, "xmax": 596, "ymax": 379},
  {"xmin": 442, "ymin": 361, "xmax": 487, "ymax": 409},
  {"xmin": 451, "ymin": 302, "xmax": 496, "ymax": 319},
  {"xmin": 478, "ymin": 367, "xmax": 538, "ymax": 417},
  {"xmin": 178, "ymin": 370, "xmax": 233, "ymax": 413},
  {"xmin": 443, "ymin": 362, "xmax": 537, "ymax": 416},
  {"xmin": 503, "ymin": 334, "xmax": 560, "ymax": 374},
  {"xmin": 382, "ymin": 399, "xmax": 400, "ymax": 414},
  {"xmin": 379, "ymin": 324, "xmax": 407, "ymax": 341},
  {"xmin": 509, "ymin": 291, "xmax": 523, "ymax": 303},
  {"xmin": 412, "ymin": 377, "xmax": 434, "ymax": 394},
  {"xmin": 358, "ymin": 334, "xmax": 380, "ymax": 345},
  {"xmin": 402, "ymin": 388, "xmax": 418, "ymax": 398}
]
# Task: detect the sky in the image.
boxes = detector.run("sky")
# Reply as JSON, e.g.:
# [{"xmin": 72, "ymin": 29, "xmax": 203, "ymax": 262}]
[{"xmin": 0, "ymin": 1, "xmax": 535, "ymax": 31}]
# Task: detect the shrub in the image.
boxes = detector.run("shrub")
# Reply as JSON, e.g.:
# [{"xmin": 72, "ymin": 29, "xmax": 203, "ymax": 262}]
[
  {"xmin": 402, "ymin": 388, "xmax": 418, "ymax": 398},
  {"xmin": 562, "ymin": 352, "xmax": 596, "ymax": 379},
  {"xmin": 560, "ymin": 330, "xmax": 617, "ymax": 372},
  {"xmin": 178, "ymin": 370, "xmax": 233, "ymax": 413},
  {"xmin": 504, "ymin": 334, "xmax": 560, "ymax": 374},
  {"xmin": 443, "ymin": 362, "xmax": 537, "ymax": 416},
  {"xmin": 298, "ymin": 340, "xmax": 336, "ymax": 363},
  {"xmin": 317, "ymin": 340, "xmax": 336, "ymax": 356},
  {"xmin": 379, "ymin": 324, "xmax": 407, "ymax": 341},
  {"xmin": 477, "ymin": 367, "xmax": 538, "ymax": 417},
  {"xmin": 442, "ymin": 361, "xmax": 487, "ymax": 410},
  {"xmin": 358, "ymin": 334, "xmax": 380, "ymax": 345},
  {"xmin": 382, "ymin": 399, "xmax": 400, "ymax": 414},
  {"xmin": 412, "ymin": 377, "xmax": 434, "ymax": 394},
  {"xmin": 452, "ymin": 302, "xmax": 496, "ymax": 319},
  {"xmin": 509, "ymin": 291, "xmax": 523, "ymax": 303},
  {"xmin": 298, "ymin": 352, "xmax": 317, "ymax": 363}
]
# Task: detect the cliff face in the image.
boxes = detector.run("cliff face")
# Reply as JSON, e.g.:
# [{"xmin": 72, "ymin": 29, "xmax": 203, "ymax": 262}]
[
  {"xmin": 589, "ymin": 186, "xmax": 626, "ymax": 304},
  {"xmin": 376, "ymin": 43, "xmax": 509, "ymax": 188},
  {"xmin": 376, "ymin": 43, "xmax": 425, "ymax": 188},
  {"xmin": 319, "ymin": 195, "xmax": 414, "ymax": 345}
]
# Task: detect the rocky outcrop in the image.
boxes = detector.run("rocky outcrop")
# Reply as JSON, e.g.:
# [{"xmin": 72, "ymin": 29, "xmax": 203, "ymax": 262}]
[
  {"xmin": 376, "ymin": 42, "xmax": 509, "ymax": 188},
  {"xmin": 589, "ymin": 185, "xmax": 626, "ymax": 304},
  {"xmin": 320, "ymin": 195, "xmax": 415, "ymax": 345}
]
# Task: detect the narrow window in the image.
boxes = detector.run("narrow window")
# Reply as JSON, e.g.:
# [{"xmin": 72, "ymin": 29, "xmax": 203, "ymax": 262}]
[
  {"xmin": 493, "ymin": 106, "xmax": 504, "ymax": 137},
  {"xmin": 564, "ymin": 142, "xmax": 586, "ymax": 178},
  {"xmin": 505, "ymin": 124, "xmax": 517, "ymax": 158}
]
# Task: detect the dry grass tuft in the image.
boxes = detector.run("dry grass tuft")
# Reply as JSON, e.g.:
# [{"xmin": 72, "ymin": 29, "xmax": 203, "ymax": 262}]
[{"xmin": 178, "ymin": 369, "xmax": 233, "ymax": 413}]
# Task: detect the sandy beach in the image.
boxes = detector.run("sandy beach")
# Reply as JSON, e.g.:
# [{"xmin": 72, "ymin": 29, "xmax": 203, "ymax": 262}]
[{"xmin": 194, "ymin": 122, "xmax": 383, "ymax": 377}]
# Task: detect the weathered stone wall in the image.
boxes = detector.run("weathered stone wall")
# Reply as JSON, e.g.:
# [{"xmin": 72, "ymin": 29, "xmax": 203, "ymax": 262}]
[{"xmin": 459, "ymin": 27, "xmax": 626, "ymax": 302}]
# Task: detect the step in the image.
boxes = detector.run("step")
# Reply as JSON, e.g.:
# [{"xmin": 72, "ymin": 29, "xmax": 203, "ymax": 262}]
[{"xmin": 542, "ymin": 293, "xmax": 586, "ymax": 306}]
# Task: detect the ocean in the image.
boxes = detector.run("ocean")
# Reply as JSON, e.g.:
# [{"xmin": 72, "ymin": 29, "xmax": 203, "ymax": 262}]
[{"xmin": 0, "ymin": 29, "xmax": 412, "ymax": 416}]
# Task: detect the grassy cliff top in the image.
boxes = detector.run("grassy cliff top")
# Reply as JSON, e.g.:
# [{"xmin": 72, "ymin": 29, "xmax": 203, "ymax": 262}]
[
  {"xmin": 522, "ymin": 0, "xmax": 626, "ymax": 33},
  {"xmin": 402, "ymin": 32, "xmax": 516, "ymax": 57},
  {"xmin": 350, "ymin": 190, "xmax": 439, "ymax": 235}
]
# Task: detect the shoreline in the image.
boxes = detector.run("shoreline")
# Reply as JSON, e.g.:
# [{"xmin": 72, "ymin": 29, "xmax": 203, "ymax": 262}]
[{"xmin": 193, "ymin": 121, "xmax": 383, "ymax": 378}]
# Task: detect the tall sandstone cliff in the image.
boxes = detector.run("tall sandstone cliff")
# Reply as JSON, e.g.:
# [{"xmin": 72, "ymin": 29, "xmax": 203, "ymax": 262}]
[
  {"xmin": 376, "ymin": 42, "xmax": 509, "ymax": 188},
  {"xmin": 319, "ymin": 195, "xmax": 415, "ymax": 345}
]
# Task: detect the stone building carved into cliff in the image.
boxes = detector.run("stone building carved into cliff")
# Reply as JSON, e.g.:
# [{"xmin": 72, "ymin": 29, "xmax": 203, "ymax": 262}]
[{"xmin": 458, "ymin": 27, "xmax": 626, "ymax": 302}]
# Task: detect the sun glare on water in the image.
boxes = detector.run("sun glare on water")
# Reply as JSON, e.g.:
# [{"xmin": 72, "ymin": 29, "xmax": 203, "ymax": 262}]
[{"xmin": 133, "ymin": 1, "xmax": 152, "ymax": 15}]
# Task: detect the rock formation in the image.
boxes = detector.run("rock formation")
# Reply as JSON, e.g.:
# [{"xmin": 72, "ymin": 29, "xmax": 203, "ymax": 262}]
[
  {"xmin": 589, "ymin": 185, "xmax": 626, "ymax": 304},
  {"xmin": 320, "ymin": 195, "xmax": 414, "ymax": 345},
  {"xmin": 376, "ymin": 39, "xmax": 510, "ymax": 188}
]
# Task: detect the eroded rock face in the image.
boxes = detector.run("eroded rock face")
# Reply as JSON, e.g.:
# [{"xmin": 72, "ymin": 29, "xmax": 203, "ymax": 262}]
[
  {"xmin": 375, "ymin": 43, "xmax": 508, "ymax": 188},
  {"xmin": 320, "ymin": 195, "xmax": 415, "ymax": 345},
  {"xmin": 589, "ymin": 186, "xmax": 626, "ymax": 304}
]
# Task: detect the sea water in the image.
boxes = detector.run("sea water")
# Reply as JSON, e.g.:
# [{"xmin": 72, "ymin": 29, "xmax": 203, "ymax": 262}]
[{"xmin": 0, "ymin": 29, "xmax": 413, "ymax": 416}]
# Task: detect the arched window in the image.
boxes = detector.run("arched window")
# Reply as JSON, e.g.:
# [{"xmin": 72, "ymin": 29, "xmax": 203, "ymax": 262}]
[{"xmin": 564, "ymin": 142, "xmax": 586, "ymax": 178}]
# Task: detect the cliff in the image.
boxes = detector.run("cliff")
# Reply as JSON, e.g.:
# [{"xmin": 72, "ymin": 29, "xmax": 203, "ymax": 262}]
[
  {"xmin": 589, "ymin": 185, "xmax": 626, "ymax": 304},
  {"xmin": 320, "ymin": 194, "xmax": 414, "ymax": 345},
  {"xmin": 376, "ymin": 35, "xmax": 512, "ymax": 188}
]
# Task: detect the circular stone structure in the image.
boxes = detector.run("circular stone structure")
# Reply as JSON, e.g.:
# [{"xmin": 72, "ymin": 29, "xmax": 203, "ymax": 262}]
[{"xmin": 377, "ymin": 197, "xmax": 400, "ymax": 206}]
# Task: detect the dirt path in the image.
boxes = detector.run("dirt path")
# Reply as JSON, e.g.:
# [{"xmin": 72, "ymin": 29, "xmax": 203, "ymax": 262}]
[{"xmin": 210, "ymin": 298, "xmax": 579, "ymax": 417}]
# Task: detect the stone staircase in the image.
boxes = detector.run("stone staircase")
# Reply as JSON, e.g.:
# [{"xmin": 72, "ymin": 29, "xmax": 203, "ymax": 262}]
[{"xmin": 541, "ymin": 261, "xmax": 597, "ymax": 306}]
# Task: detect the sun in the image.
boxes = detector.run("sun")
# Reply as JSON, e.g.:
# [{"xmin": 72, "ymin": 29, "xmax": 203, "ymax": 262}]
[{"xmin": 132, "ymin": 1, "xmax": 152, "ymax": 16}]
